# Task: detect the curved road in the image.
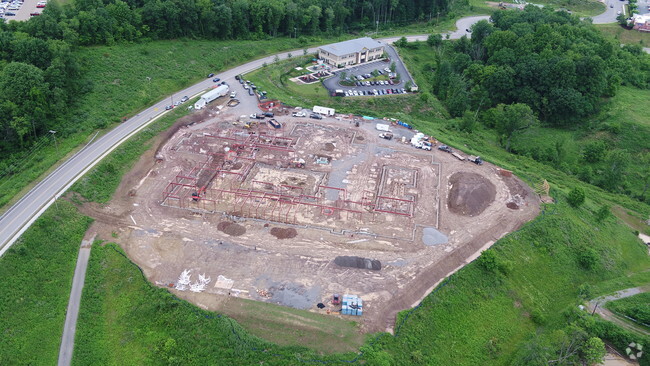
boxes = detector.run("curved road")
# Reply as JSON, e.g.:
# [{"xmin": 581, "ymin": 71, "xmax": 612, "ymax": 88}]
[
  {"xmin": 591, "ymin": 0, "xmax": 627, "ymax": 24},
  {"xmin": 0, "ymin": 16, "xmax": 486, "ymax": 257}
]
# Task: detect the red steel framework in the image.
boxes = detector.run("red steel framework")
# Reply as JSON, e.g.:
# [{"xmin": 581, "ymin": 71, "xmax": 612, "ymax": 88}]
[{"xmin": 161, "ymin": 129, "xmax": 415, "ymax": 223}]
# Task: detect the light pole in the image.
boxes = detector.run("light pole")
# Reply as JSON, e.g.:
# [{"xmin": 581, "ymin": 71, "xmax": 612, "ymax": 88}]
[{"xmin": 49, "ymin": 130, "xmax": 58, "ymax": 154}]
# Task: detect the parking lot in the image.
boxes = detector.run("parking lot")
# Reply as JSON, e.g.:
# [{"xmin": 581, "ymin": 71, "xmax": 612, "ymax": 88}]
[
  {"xmin": 1, "ymin": 0, "xmax": 47, "ymax": 22},
  {"xmin": 322, "ymin": 44, "xmax": 415, "ymax": 97}
]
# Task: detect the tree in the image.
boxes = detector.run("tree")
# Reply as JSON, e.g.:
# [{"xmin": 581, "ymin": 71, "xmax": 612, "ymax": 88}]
[
  {"xmin": 599, "ymin": 150, "xmax": 630, "ymax": 192},
  {"xmin": 492, "ymin": 103, "xmax": 537, "ymax": 152},
  {"xmin": 581, "ymin": 337, "xmax": 606, "ymax": 366},
  {"xmin": 595, "ymin": 205, "xmax": 610, "ymax": 223},
  {"xmin": 390, "ymin": 61, "xmax": 396, "ymax": 72},
  {"xmin": 636, "ymin": 152, "xmax": 650, "ymax": 200},
  {"xmin": 460, "ymin": 110, "xmax": 477, "ymax": 133},
  {"xmin": 567, "ymin": 187, "xmax": 585, "ymax": 208},
  {"xmin": 427, "ymin": 34, "xmax": 442, "ymax": 48},
  {"xmin": 394, "ymin": 37, "xmax": 408, "ymax": 48}
]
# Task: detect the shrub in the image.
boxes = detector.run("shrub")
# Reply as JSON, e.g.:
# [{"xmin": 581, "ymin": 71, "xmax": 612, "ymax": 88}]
[{"xmin": 567, "ymin": 187, "xmax": 586, "ymax": 208}]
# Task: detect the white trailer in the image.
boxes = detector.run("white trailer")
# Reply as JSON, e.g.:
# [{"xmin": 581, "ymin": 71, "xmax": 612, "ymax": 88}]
[
  {"xmin": 375, "ymin": 123, "xmax": 390, "ymax": 132},
  {"xmin": 313, "ymin": 105, "xmax": 335, "ymax": 116},
  {"xmin": 194, "ymin": 85, "xmax": 230, "ymax": 110}
]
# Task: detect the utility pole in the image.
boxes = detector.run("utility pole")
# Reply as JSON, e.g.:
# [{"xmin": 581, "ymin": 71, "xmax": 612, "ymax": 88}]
[
  {"xmin": 376, "ymin": 20, "xmax": 379, "ymax": 33},
  {"xmin": 49, "ymin": 130, "xmax": 58, "ymax": 154}
]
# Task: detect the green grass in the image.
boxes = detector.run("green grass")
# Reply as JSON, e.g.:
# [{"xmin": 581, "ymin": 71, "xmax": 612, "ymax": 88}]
[
  {"xmin": 597, "ymin": 24, "xmax": 650, "ymax": 48},
  {"xmin": 0, "ymin": 37, "xmax": 348, "ymax": 211},
  {"xmin": 220, "ymin": 297, "xmax": 364, "ymax": 353},
  {"xmin": 369, "ymin": 198, "xmax": 650, "ymax": 365},
  {"xmin": 72, "ymin": 243, "xmax": 358, "ymax": 365},
  {"xmin": 0, "ymin": 201, "xmax": 92, "ymax": 365},
  {"xmin": 533, "ymin": 0, "xmax": 605, "ymax": 16},
  {"xmin": 606, "ymin": 292, "xmax": 650, "ymax": 325}
]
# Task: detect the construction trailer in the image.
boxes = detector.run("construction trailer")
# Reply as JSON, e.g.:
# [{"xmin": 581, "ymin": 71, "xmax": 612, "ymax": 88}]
[
  {"xmin": 313, "ymin": 105, "xmax": 335, "ymax": 116},
  {"xmin": 194, "ymin": 85, "xmax": 230, "ymax": 110}
]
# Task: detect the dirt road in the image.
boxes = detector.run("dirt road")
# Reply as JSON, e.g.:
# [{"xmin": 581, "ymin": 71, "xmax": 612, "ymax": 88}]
[{"xmin": 588, "ymin": 286, "xmax": 650, "ymax": 336}]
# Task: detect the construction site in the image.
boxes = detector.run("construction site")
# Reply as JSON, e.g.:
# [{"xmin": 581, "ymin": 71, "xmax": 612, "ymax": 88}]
[{"xmin": 86, "ymin": 99, "xmax": 540, "ymax": 334}]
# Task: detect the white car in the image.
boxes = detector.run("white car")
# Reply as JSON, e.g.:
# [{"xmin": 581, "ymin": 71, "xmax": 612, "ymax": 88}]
[
  {"xmin": 384, "ymin": 68, "xmax": 391, "ymax": 73},
  {"xmin": 230, "ymin": 91, "xmax": 237, "ymax": 98}
]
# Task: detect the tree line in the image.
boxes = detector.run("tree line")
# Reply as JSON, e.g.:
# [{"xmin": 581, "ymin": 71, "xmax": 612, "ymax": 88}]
[
  {"xmin": 13, "ymin": 0, "xmax": 463, "ymax": 45},
  {"xmin": 405, "ymin": 6, "xmax": 650, "ymax": 125},
  {"xmin": 0, "ymin": 0, "xmax": 467, "ymax": 159}
]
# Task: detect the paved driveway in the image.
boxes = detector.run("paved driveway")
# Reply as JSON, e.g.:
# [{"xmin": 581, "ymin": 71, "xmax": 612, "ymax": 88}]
[
  {"xmin": 321, "ymin": 44, "xmax": 413, "ymax": 96},
  {"xmin": 591, "ymin": 0, "xmax": 628, "ymax": 24}
]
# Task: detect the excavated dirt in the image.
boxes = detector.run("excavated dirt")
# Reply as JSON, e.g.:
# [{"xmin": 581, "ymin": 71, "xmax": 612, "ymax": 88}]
[
  {"xmin": 448, "ymin": 172, "xmax": 496, "ymax": 216},
  {"xmin": 323, "ymin": 143, "xmax": 335, "ymax": 151},
  {"xmin": 217, "ymin": 221, "xmax": 246, "ymax": 236},
  {"xmin": 270, "ymin": 227, "xmax": 298, "ymax": 239},
  {"xmin": 77, "ymin": 107, "xmax": 541, "ymax": 339}
]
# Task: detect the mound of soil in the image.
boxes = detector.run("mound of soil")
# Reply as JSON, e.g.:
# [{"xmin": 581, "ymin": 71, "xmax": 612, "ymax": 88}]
[
  {"xmin": 506, "ymin": 202, "xmax": 519, "ymax": 210},
  {"xmin": 324, "ymin": 143, "xmax": 335, "ymax": 151},
  {"xmin": 447, "ymin": 172, "xmax": 496, "ymax": 217},
  {"xmin": 270, "ymin": 227, "xmax": 297, "ymax": 239},
  {"xmin": 217, "ymin": 221, "xmax": 246, "ymax": 236},
  {"xmin": 334, "ymin": 256, "xmax": 381, "ymax": 271}
]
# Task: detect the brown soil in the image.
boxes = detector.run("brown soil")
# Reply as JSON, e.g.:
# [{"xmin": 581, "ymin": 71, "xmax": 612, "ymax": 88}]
[
  {"xmin": 217, "ymin": 221, "xmax": 246, "ymax": 236},
  {"xmin": 447, "ymin": 172, "xmax": 496, "ymax": 216},
  {"xmin": 270, "ymin": 227, "xmax": 298, "ymax": 239},
  {"xmin": 323, "ymin": 143, "xmax": 335, "ymax": 151},
  {"xmin": 506, "ymin": 202, "xmax": 519, "ymax": 209}
]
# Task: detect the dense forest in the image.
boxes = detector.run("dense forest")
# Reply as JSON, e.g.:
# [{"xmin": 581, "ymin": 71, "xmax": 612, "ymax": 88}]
[{"xmin": 396, "ymin": 6, "xmax": 650, "ymax": 198}]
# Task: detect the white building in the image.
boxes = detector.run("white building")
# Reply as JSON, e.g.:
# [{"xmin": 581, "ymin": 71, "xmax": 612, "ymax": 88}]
[{"xmin": 318, "ymin": 37, "xmax": 385, "ymax": 68}]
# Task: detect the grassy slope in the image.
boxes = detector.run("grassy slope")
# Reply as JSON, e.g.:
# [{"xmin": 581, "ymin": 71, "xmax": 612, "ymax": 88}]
[
  {"xmin": 0, "ymin": 37, "xmax": 347, "ymax": 210},
  {"xmin": 597, "ymin": 24, "xmax": 650, "ymax": 48},
  {"xmin": 72, "ymin": 243, "xmax": 359, "ymax": 365},
  {"xmin": 606, "ymin": 292, "xmax": 650, "ymax": 325},
  {"xmin": 369, "ymin": 198, "xmax": 650, "ymax": 365},
  {"xmin": 0, "ymin": 201, "xmax": 92, "ymax": 365}
]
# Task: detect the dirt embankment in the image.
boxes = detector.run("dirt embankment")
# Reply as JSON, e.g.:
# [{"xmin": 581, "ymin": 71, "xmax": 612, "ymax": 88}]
[{"xmin": 447, "ymin": 172, "xmax": 496, "ymax": 216}]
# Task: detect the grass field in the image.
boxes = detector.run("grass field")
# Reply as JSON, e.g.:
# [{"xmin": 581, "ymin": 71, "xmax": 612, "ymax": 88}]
[
  {"xmin": 606, "ymin": 292, "xmax": 650, "ymax": 325},
  {"xmin": 597, "ymin": 24, "xmax": 650, "ymax": 48},
  {"xmin": 0, "ymin": 201, "xmax": 92, "ymax": 365},
  {"xmin": 220, "ymin": 297, "xmax": 364, "ymax": 353}
]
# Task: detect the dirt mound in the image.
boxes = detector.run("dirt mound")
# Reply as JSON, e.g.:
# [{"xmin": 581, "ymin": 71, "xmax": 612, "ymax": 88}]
[
  {"xmin": 324, "ymin": 143, "xmax": 335, "ymax": 151},
  {"xmin": 270, "ymin": 227, "xmax": 297, "ymax": 239},
  {"xmin": 217, "ymin": 221, "xmax": 246, "ymax": 236},
  {"xmin": 334, "ymin": 256, "xmax": 381, "ymax": 271},
  {"xmin": 447, "ymin": 172, "xmax": 496, "ymax": 216},
  {"xmin": 506, "ymin": 202, "xmax": 519, "ymax": 209}
]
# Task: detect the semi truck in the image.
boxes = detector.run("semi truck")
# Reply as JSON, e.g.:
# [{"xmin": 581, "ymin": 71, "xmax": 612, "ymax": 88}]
[{"xmin": 194, "ymin": 85, "xmax": 229, "ymax": 110}]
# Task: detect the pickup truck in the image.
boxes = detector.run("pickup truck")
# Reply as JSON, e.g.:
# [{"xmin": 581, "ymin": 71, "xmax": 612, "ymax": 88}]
[
  {"xmin": 249, "ymin": 113, "xmax": 265, "ymax": 119},
  {"xmin": 379, "ymin": 132, "xmax": 393, "ymax": 140},
  {"xmin": 292, "ymin": 111, "xmax": 306, "ymax": 117}
]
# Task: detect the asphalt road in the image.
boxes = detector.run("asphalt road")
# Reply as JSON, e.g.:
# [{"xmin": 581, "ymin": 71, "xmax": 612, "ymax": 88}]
[
  {"xmin": 590, "ymin": 0, "xmax": 628, "ymax": 24},
  {"xmin": 57, "ymin": 235, "xmax": 94, "ymax": 366}
]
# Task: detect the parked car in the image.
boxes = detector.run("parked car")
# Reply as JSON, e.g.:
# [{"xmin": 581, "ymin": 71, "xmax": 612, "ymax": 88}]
[
  {"xmin": 213, "ymin": 77, "xmax": 220, "ymax": 82},
  {"xmin": 30, "ymin": 12, "xmax": 40, "ymax": 16},
  {"xmin": 165, "ymin": 105, "xmax": 173, "ymax": 110},
  {"xmin": 292, "ymin": 111, "xmax": 306, "ymax": 117},
  {"xmin": 310, "ymin": 113, "xmax": 323, "ymax": 119},
  {"xmin": 5, "ymin": 11, "xmax": 15, "ymax": 15},
  {"xmin": 438, "ymin": 145, "xmax": 452, "ymax": 153},
  {"xmin": 207, "ymin": 73, "xmax": 214, "ymax": 78},
  {"xmin": 263, "ymin": 112, "xmax": 274, "ymax": 117},
  {"xmin": 173, "ymin": 101, "xmax": 181, "ymax": 106},
  {"xmin": 180, "ymin": 96, "xmax": 189, "ymax": 102}
]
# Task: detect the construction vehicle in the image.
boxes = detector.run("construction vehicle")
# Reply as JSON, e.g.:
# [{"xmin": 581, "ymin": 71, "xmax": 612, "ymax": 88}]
[
  {"xmin": 293, "ymin": 158, "xmax": 306, "ymax": 168},
  {"xmin": 268, "ymin": 119, "xmax": 282, "ymax": 129},
  {"xmin": 332, "ymin": 294, "xmax": 341, "ymax": 305},
  {"xmin": 379, "ymin": 132, "xmax": 393, "ymax": 140},
  {"xmin": 191, "ymin": 186, "xmax": 207, "ymax": 201},
  {"xmin": 438, "ymin": 145, "xmax": 452, "ymax": 153}
]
